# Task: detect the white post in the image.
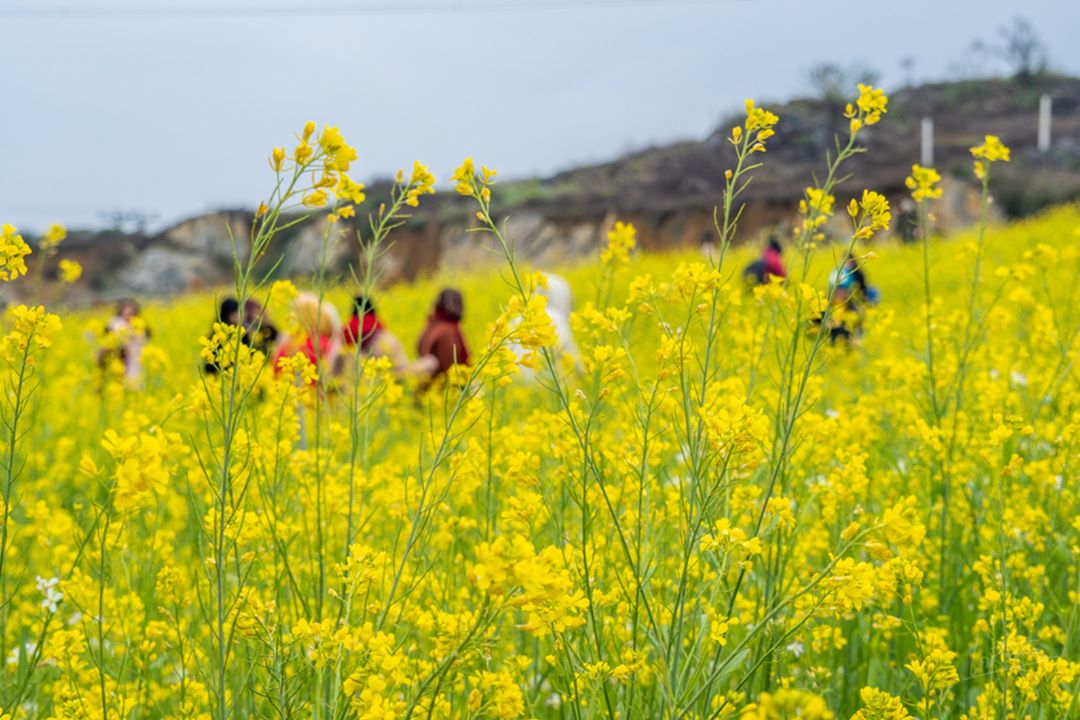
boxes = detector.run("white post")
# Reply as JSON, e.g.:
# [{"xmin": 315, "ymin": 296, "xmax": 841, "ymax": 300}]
[
  {"xmin": 1038, "ymin": 94, "xmax": 1052, "ymax": 153},
  {"xmin": 920, "ymin": 117, "xmax": 934, "ymax": 167}
]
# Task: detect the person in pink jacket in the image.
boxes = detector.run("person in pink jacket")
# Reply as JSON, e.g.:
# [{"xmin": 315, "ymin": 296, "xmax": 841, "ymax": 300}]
[{"xmin": 762, "ymin": 237, "xmax": 787, "ymax": 281}]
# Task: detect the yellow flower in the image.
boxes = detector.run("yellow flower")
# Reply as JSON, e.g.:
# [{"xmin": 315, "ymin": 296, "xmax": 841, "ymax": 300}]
[
  {"xmin": 0, "ymin": 223, "xmax": 32, "ymax": 281},
  {"xmin": 851, "ymin": 687, "xmax": 913, "ymax": 720},
  {"xmin": 799, "ymin": 187, "xmax": 836, "ymax": 239},
  {"xmin": 302, "ymin": 189, "xmax": 328, "ymax": 208},
  {"xmin": 318, "ymin": 124, "xmax": 345, "ymax": 153},
  {"xmin": 852, "ymin": 189, "xmax": 891, "ymax": 239},
  {"xmin": 907, "ymin": 647, "xmax": 959, "ymax": 693},
  {"xmin": 742, "ymin": 688, "xmax": 833, "ymax": 719},
  {"xmin": 452, "ymin": 157, "xmax": 476, "ymax": 196},
  {"xmin": 826, "ymin": 557, "xmax": 876, "ymax": 611},
  {"xmin": 294, "ymin": 140, "xmax": 313, "ymax": 165},
  {"xmin": 408, "ymin": 160, "xmax": 436, "ymax": 199},
  {"xmin": 855, "ymin": 83, "xmax": 888, "ymax": 125},
  {"xmin": 330, "ymin": 142, "xmax": 357, "ymax": 173},
  {"xmin": 744, "ymin": 99, "xmax": 779, "ymax": 132},
  {"xmin": 41, "ymin": 222, "xmax": 67, "ymax": 251},
  {"xmin": 5, "ymin": 304, "xmax": 62, "ymax": 351},
  {"xmin": 970, "ymin": 134, "xmax": 1010, "ymax": 180},
  {"xmin": 334, "ymin": 174, "xmax": 367, "ymax": 205},
  {"xmin": 601, "ymin": 221, "xmax": 636, "ymax": 267},
  {"xmin": 905, "ymin": 164, "xmax": 943, "ymax": 202},
  {"xmin": 58, "ymin": 258, "xmax": 82, "ymax": 283},
  {"xmin": 269, "ymin": 278, "xmax": 298, "ymax": 307},
  {"xmin": 970, "ymin": 134, "xmax": 1011, "ymax": 162}
]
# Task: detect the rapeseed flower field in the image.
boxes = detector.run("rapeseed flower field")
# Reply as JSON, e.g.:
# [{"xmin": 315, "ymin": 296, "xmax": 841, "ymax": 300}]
[{"xmin": 1, "ymin": 88, "xmax": 1079, "ymax": 719}]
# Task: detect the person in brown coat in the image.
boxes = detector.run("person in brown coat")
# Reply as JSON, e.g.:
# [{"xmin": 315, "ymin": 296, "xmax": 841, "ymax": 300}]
[{"xmin": 417, "ymin": 288, "xmax": 470, "ymax": 381}]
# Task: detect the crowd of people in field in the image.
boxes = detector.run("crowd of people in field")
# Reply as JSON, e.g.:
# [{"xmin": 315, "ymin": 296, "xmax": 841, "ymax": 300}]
[
  {"xmin": 741, "ymin": 236, "xmax": 879, "ymax": 343},
  {"xmin": 96, "ymin": 239, "xmax": 876, "ymax": 389},
  {"xmin": 96, "ymin": 280, "xmax": 573, "ymax": 390}
]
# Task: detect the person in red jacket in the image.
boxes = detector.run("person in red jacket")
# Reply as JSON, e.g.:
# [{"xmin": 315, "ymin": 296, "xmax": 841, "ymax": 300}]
[
  {"xmin": 343, "ymin": 295, "xmax": 413, "ymax": 375},
  {"xmin": 416, "ymin": 288, "xmax": 469, "ymax": 382},
  {"xmin": 273, "ymin": 293, "xmax": 343, "ymax": 382}
]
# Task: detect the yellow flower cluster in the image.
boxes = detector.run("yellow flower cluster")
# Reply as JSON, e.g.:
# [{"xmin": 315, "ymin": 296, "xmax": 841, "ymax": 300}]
[
  {"xmin": 851, "ymin": 687, "xmax": 912, "ymax": 720},
  {"xmin": 40, "ymin": 222, "xmax": 67, "ymax": 252},
  {"xmin": 601, "ymin": 220, "xmax": 636, "ymax": 267},
  {"xmin": 905, "ymin": 164, "xmax": 943, "ymax": 202},
  {"xmin": 845, "ymin": 82, "xmax": 888, "ymax": 134},
  {"xmin": 58, "ymin": 258, "xmax": 82, "ymax": 283},
  {"xmin": 848, "ymin": 189, "xmax": 892, "ymax": 240},
  {"xmin": 453, "ymin": 156, "xmax": 497, "ymax": 204},
  {"xmin": 733, "ymin": 99, "xmax": 780, "ymax": 153},
  {"xmin": 0, "ymin": 223, "xmax": 32, "ymax": 281},
  {"xmin": 2, "ymin": 304, "xmax": 61, "ymax": 358},
  {"xmin": 971, "ymin": 134, "xmax": 1011, "ymax": 180},
  {"xmin": 404, "ymin": 160, "xmax": 436, "ymax": 207}
]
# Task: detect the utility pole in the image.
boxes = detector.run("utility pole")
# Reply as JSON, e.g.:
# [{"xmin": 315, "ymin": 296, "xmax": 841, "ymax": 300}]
[
  {"xmin": 1037, "ymin": 93, "xmax": 1052, "ymax": 153},
  {"xmin": 920, "ymin": 117, "xmax": 934, "ymax": 167}
]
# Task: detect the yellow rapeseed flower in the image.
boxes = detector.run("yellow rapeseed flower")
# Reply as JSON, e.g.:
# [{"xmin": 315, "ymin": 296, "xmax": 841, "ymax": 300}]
[
  {"xmin": 905, "ymin": 164, "xmax": 943, "ymax": 202},
  {"xmin": 0, "ymin": 223, "xmax": 32, "ymax": 281},
  {"xmin": 971, "ymin": 134, "xmax": 1011, "ymax": 180},
  {"xmin": 58, "ymin": 258, "xmax": 82, "ymax": 283},
  {"xmin": 601, "ymin": 221, "xmax": 636, "ymax": 267}
]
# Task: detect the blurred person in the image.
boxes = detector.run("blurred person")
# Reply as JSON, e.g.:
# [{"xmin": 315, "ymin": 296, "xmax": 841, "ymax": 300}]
[
  {"xmin": 203, "ymin": 297, "xmax": 241, "ymax": 375},
  {"xmin": 244, "ymin": 298, "xmax": 280, "ymax": 356},
  {"xmin": 742, "ymin": 235, "xmax": 787, "ymax": 286},
  {"xmin": 99, "ymin": 298, "xmax": 150, "ymax": 387},
  {"xmin": 700, "ymin": 231, "xmax": 717, "ymax": 264},
  {"xmin": 819, "ymin": 255, "xmax": 873, "ymax": 346},
  {"xmin": 837, "ymin": 254, "xmax": 880, "ymax": 306},
  {"xmin": 897, "ymin": 198, "xmax": 918, "ymax": 243},
  {"xmin": 273, "ymin": 292, "xmax": 344, "ymax": 380},
  {"xmin": 508, "ymin": 273, "xmax": 580, "ymax": 377},
  {"xmin": 417, "ymin": 288, "xmax": 469, "ymax": 382},
  {"xmin": 342, "ymin": 294, "xmax": 415, "ymax": 374},
  {"xmin": 762, "ymin": 236, "xmax": 787, "ymax": 281}
]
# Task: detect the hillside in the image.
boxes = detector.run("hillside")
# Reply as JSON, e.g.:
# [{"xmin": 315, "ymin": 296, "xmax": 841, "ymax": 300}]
[
  {"xmin": 514, "ymin": 76, "xmax": 1080, "ymax": 219},
  {"xmin": 16, "ymin": 75, "xmax": 1080, "ymax": 305}
]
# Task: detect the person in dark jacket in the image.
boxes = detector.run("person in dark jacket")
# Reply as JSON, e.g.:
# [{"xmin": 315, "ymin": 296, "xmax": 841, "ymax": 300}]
[
  {"xmin": 203, "ymin": 298, "xmax": 242, "ymax": 375},
  {"xmin": 416, "ymin": 289, "xmax": 469, "ymax": 381},
  {"xmin": 243, "ymin": 299, "xmax": 280, "ymax": 357}
]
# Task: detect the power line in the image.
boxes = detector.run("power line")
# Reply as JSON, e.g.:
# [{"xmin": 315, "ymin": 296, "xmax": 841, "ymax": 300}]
[{"xmin": 0, "ymin": 0, "xmax": 752, "ymax": 18}]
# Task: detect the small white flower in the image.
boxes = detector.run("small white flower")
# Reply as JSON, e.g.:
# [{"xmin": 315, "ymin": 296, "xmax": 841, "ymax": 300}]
[
  {"xmin": 785, "ymin": 640, "xmax": 805, "ymax": 658},
  {"xmin": 36, "ymin": 576, "xmax": 62, "ymax": 614},
  {"xmin": 1010, "ymin": 370, "xmax": 1028, "ymax": 387},
  {"xmin": 825, "ymin": 408, "xmax": 840, "ymax": 419}
]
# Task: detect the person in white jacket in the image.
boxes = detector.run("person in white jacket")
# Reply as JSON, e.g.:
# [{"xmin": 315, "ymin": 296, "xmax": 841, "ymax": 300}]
[{"xmin": 509, "ymin": 272, "xmax": 580, "ymax": 379}]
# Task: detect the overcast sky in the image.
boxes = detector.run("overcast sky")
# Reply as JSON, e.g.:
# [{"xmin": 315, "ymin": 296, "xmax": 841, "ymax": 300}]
[{"xmin": 1, "ymin": 0, "xmax": 1077, "ymax": 232}]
